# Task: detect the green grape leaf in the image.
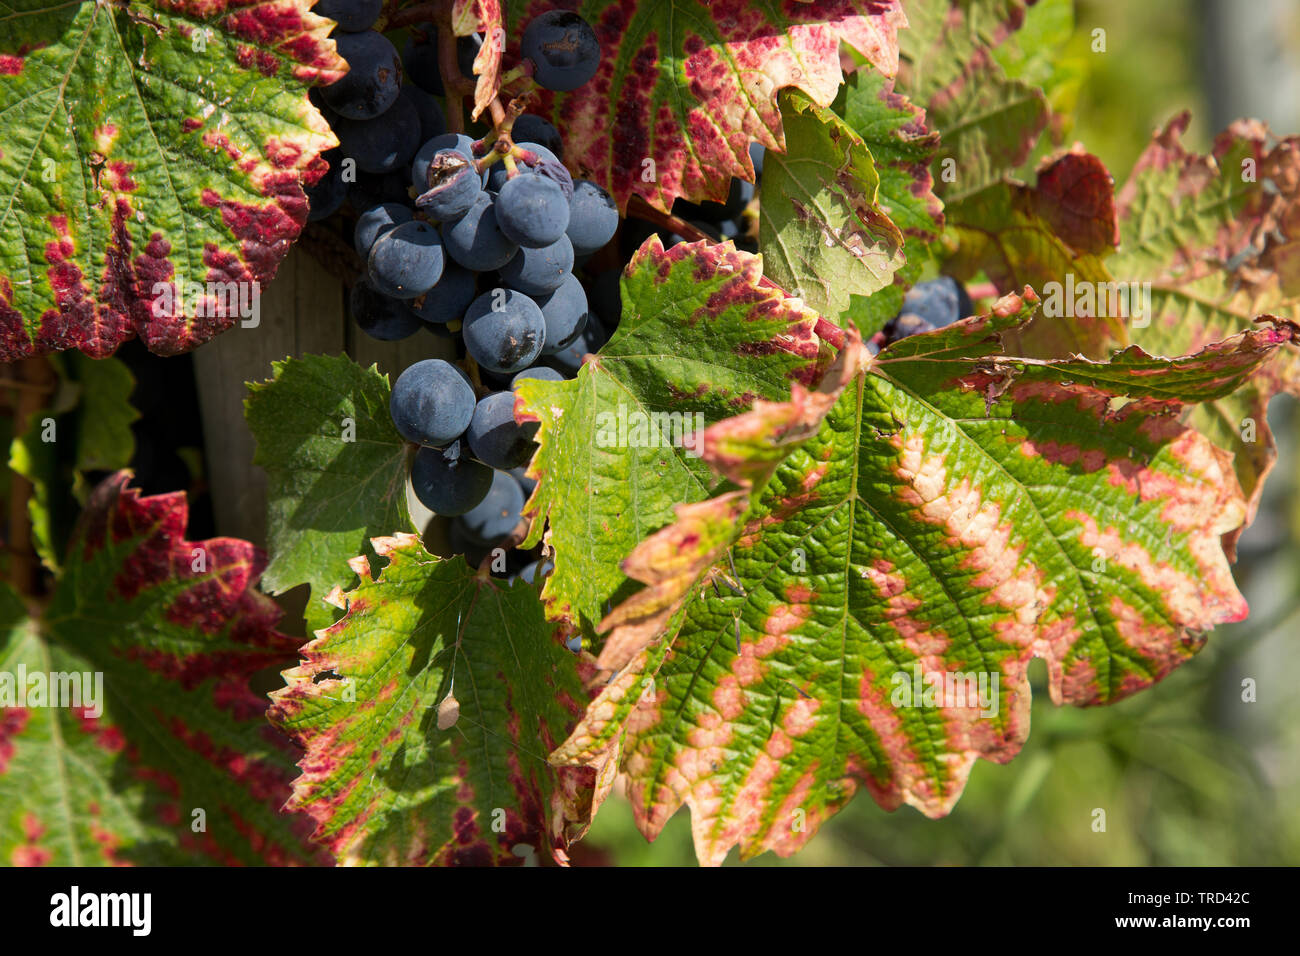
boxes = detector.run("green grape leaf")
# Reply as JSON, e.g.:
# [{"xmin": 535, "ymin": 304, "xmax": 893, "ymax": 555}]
[
  {"xmin": 1104, "ymin": 114, "xmax": 1300, "ymax": 522},
  {"xmin": 0, "ymin": 472, "xmax": 324, "ymax": 865},
  {"xmin": 556, "ymin": 291, "xmax": 1288, "ymax": 865},
  {"xmin": 758, "ymin": 88, "xmax": 905, "ymax": 322},
  {"xmin": 8, "ymin": 353, "xmax": 138, "ymax": 570},
  {"xmin": 468, "ymin": 0, "xmax": 906, "ymax": 213},
  {"xmin": 267, "ymin": 534, "xmax": 595, "ymax": 866},
  {"xmin": 246, "ymin": 354, "xmax": 413, "ymax": 633},
  {"xmin": 0, "ymin": 0, "xmax": 344, "ymax": 361},
  {"xmin": 835, "ymin": 67, "xmax": 944, "ymax": 328},
  {"xmin": 515, "ymin": 237, "xmax": 832, "ymax": 635},
  {"xmin": 899, "ymin": 0, "xmax": 1047, "ymax": 204}
]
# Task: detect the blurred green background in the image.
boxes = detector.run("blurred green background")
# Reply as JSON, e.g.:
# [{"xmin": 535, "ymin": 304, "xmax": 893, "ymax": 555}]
[{"xmin": 579, "ymin": 0, "xmax": 1300, "ymax": 866}]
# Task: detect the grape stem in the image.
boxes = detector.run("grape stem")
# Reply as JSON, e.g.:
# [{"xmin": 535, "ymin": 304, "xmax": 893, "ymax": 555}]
[{"xmin": 626, "ymin": 196, "xmax": 713, "ymax": 243}]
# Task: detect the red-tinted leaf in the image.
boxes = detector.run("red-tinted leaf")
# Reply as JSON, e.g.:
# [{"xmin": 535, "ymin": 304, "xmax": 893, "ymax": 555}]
[
  {"xmin": 0, "ymin": 473, "xmax": 325, "ymax": 865},
  {"xmin": 463, "ymin": 0, "xmax": 906, "ymax": 213}
]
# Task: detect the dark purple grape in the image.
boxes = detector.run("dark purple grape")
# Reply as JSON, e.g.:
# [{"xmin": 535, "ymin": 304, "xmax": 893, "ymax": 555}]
[
  {"xmin": 349, "ymin": 279, "xmax": 423, "ymax": 341},
  {"xmin": 389, "ymin": 359, "xmax": 476, "ymax": 447},
  {"xmin": 402, "ymin": 25, "xmax": 444, "ymax": 95},
  {"xmin": 512, "ymin": 114, "xmax": 563, "ymax": 159},
  {"xmin": 521, "ymin": 11, "xmax": 600, "ymax": 92},
  {"xmin": 354, "ymin": 202, "xmax": 412, "ymax": 259},
  {"xmin": 367, "ymin": 220, "xmax": 445, "ymax": 299},
  {"xmin": 496, "ymin": 173, "xmax": 570, "ymax": 248},
  {"xmin": 413, "ymin": 260, "xmax": 478, "ymax": 325},
  {"xmin": 462, "ymin": 288, "xmax": 546, "ymax": 374},
  {"xmin": 322, "ymin": 31, "xmax": 402, "ymax": 120},
  {"xmin": 415, "ymin": 149, "xmax": 484, "ymax": 222},
  {"xmin": 535, "ymin": 273, "xmax": 589, "ymax": 355},
  {"xmin": 411, "ymin": 442, "xmax": 493, "ymax": 515},
  {"xmin": 566, "ymin": 180, "xmax": 618, "ymax": 255},
  {"xmin": 466, "ymin": 391, "xmax": 539, "ymax": 470},
  {"xmin": 498, "ymin": 234, "xmax": 572, "ymax": 295},
  {"xmin": 441, "ymin": 194, "xmax": 519, "ymax": 271},
  {"xmin": 334, "ymin": 92, "xmax": 422, "ymax": 175},
  {"xmin": 400, "ymin": 84, "xmax": 446, "ymax": 143},
  {"xmin": 460, "ymin": 469, "xmax": 525, "ymax": 542}
]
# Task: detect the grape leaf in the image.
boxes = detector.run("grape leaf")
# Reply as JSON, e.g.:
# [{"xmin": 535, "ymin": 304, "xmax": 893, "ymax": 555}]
[
  {"xmin": 0, "ymin": 472, "xmax": 324, "ymax": 865},
  {"xmin": 267, "ymin": 534, "xmax": 595, "ymax": 866},
  {"xmin": 898, "ymin": 0, "xmax": 1047, "ymax": 204},
  {"xmin": 942, "ymin": 147, "xmax": 1123, "ymax": 356},
  {"xmin": 758, "ymin": 88, "xmax": 905, "ymax": 322},
  {"xmin": 515, "ymin": 237, "xmax": 831, "ymax": 635},
  {"xmin": 0, "ymin": 0, "xmax": 344, "ymax": 361},
  {"xmin": 8, "ymin": 353, "xmax": 137, "ymax": 570},
  {"xmin": 556, "ymin": 291, "xmax": 1289, "ymax": 865},
  {"xmin": 246, "ymin": 354, "xmax": 413, "ymax": 632},
  {"xmin": 834, "ymin": 67, "xmax": 944, "ymax": 328},
  {"xmin": 467, "ymin": 0, "xmax": 906, "ymax": 213},
  {"xmin": 1104, "ymin": 114, "xmax": 1300, "ymax": 523}
]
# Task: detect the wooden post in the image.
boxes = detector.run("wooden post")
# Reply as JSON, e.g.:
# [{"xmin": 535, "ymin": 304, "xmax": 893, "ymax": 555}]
[{"xmin": 192, "ymin": 245, "xmax": 448, "ymax": 545}]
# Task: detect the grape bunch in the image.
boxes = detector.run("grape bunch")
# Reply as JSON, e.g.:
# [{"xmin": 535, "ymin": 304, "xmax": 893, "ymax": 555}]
[{"xmin": 305, "ymin": 5, "xmax": 614, "ymax": 583}]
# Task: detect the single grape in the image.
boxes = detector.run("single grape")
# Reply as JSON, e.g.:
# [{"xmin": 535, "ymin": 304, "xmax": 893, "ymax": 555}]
[
  {"xmin": 749, "ymin": 142, "xmax": 765, "ymax": 178},
  {"xmin": 510, "ymin": 366, "xmax": 564, "ymax": 389},
  {"xmin": 412, "ymin": 260, "xmax": 478, "ymax": 325},
  {"xmin": 466, "ymin": 391, "xmax": 539, "ymax": 470},
  {"xmin": 349, "ymin": 279, "xmax": 423, "ymax": 341},
  {"xmin": 521, "ymin": 11, "xmax": 600, "ymax": 92},
  {"xmin": 389, "ymin": 358, "xmax": 476, "ymax": 446},
  {"xmin": 566, "ymin": 180, "xmax": 618, "ymax": 255},
  {"xmin": 462, "ymin": 288, "xmax": 546, "ymax": 374},
  {"xmin": 354, "ymin": 202, "xmax": 413, "ymax": 259},
  {"xmin": 368, "ymin": 220, "xmax": 445, "ymax": 298},
  {"xmin": 402, "ymin": 25, "xmax": 444, "ymax": 95},
  {"xmin": 411, "ymin": 133, "xmax": 481, "ymax": 192},
  {"xmin": 460, "ymin": 469, "xmax": 525, "ymax": 542},
  {"xmin": 441, "ymin": 194, "xmax": 519, "ymax": 271},
  {"xmin": 313, "ymin": 0, "xmax": 380, "ymax": 32},
  {"xmin": 535, "ymin": 273, "xmax": 589, "ymax": 355},
  {"xmin": 496, "ymin": 174, "xmax": 570, "ymax": 248},
  {"xmin": 305, "ymin": 150, "xmax": 347, "ymax": 222},
  {"xmin": 334, "ymin": 93, "xmax": 422, "ymax": 175},
  {"xmin": 400, "ymin": 84, "xmax": 446, "ymax": 143},
  {"xmin": 322, "ymin": 31, "xmax": 402, "ymax": 120},
  {"xmin": 900, "ymin": 276, "xmax": 972, "ymax": 329},
  {"xmin": 415, "ymin": 149, "xmax": 484, "ymax": 222},
  {"xmin": 512, "ymin": 115, "xmax": 563, "ymax": 159},
  {"xmin": 411, "ymin": 442, "xmax": 493, "ymax": 515},
  {"xmin": 498, "ymin": 234, "xmax": 573, "ymax": 295}
]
